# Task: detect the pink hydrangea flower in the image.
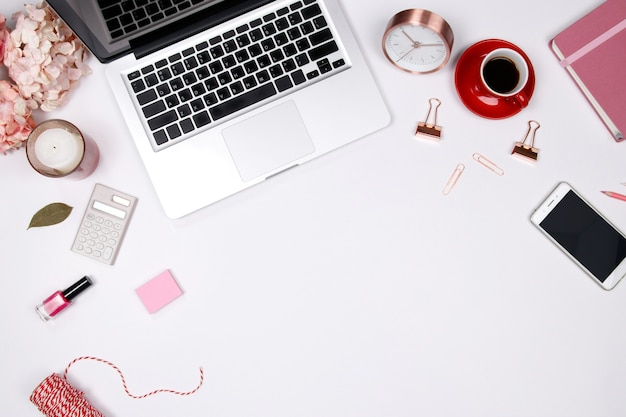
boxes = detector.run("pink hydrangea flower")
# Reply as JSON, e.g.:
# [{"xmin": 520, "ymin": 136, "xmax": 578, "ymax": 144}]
[
  {"xmin": 0, "ymin": 14, "xmax": 7, "ymax": 64},
  {"xmin": 0, "ymin": 79, "xmax": 37, "ymax": 154},
  {"xmin": 4, "ymin": 2, "xmax": 91, "ymax": 112}
]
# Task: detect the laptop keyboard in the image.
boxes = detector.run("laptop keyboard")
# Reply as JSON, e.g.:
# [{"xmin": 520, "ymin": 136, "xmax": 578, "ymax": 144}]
[
  {"xmin": 125, "ymin": 0, "xmax": 349, "ymax": 151},
  {"xmin": 99, "ymin": 0, "xmax": 211, "ymax": 40}
]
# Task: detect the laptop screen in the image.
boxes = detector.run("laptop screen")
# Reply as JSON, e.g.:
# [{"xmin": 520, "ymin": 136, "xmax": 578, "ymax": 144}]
[{"xmin": 46, "ymin": 0, "xmax": 272, "ymax": 62}]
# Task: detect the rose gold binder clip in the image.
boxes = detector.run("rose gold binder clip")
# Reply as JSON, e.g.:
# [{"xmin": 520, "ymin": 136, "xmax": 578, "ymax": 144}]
[
  {"xmin": 512, "ymin": 120, "xmax": 541, "ymax": 162},
  {"xmin": 415, "ymin": 98, "xmax": 442, "ymax": 140}
]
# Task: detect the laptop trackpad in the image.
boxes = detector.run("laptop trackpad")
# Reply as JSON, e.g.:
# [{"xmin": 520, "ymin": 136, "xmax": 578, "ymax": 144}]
[{"xmin": 222, "ymin": 101, "xmax": 316, "ymax": 182}]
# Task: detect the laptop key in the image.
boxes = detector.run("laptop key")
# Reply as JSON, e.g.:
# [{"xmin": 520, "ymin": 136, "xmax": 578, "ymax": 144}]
[
  {"xmin": 177, "ymin": 103, "xmax": 192, "ymax": 117},
  {"xmin": 197, "ymin": 51, "xmax": 210, "ymax": 64},
  {"xmin": 288, "ymin": 12, "xmax": 302, "ymax": 25},
  {"xmin": 153, "ymin": 129, "xmax": 168, "ymax": 145},
  {"xmin": 308, "ymin": 40, "xmax": 338, "ymax": 61},
  {"xmin": 148, "ymin": 109, "xmax": 177, "ymax": 130},
  {"xmin": 223, "ymin": 39, "xmax": 237, "ymax": 53},
  {"xmin": 143, "ymin": 100, "xmax": 166, "ymax": 118},
  {"xmin": 193, "ymin": 111, "xmax": 211, "ymax": 127},
  {"xmin": 301, "ymin": 4, "xmax": 322, "ymax": 19},
  {"xmin": 156, "ymin": 84, "xmax": 171, "ymax": 96},
  {"xmin": 294, "ymin": 53, "xmax": 309, "ymax": 66},
  {"xmin": 180, "ymin": 118, "xmax": 195, "ymax": 133},
  {"xmin": 230, "ymin": 81, "xmax": 244, "ymax": 95},
  {"xmin": 137, "ymin": 89, "xmax": 157, "ymax": 105},
  {"xmin": 165, "ymin": 94, "xmax": 180, "ymax": 108},
  {"xmin": 309, "ymin": 28, "xmax": 332, "ymax": 46},
  {"xmin": 313, "ymin": 16, "xmax": 327, "ymax": 29},
  {"xmin": 243, "ymin": 75, "xmax": 257, "ymax": 89},
  {"xmin": 145, "ymin": 73, "xmax": 159, "ymax": 86},
  {"xmin": 275, "ymin": 75, "xmax": 293, "ymax": 92},
  {"xmin": 141, "ymin": 64, "xmax": 154, "ymax": 74},
  {"xmin": 170, "ymin": 77, "xmax": 184, "ymax": 91},
  {"xmin": 166, "ymin": 124, "xmax": 181, "ymax": 139},
  {"xmin": 291, "ymin": 69, "xmax": 306, "ymax": 85},
  {"xmin": 171, "ymin": 62, "xmax": 185, "ymax": 75},
  {"xmin": 131, "ymin": 78, "xmax": 146, "ymax": 92},
  {"xmin": 204, "ymin": 92, "xmax": 218, "ymax": 106},
  {"xmin": 128, "ymin": 70, "xmax": 141, "ymax": 80},
  {"xmin": 157, "ymin": 68, "xmax": 172, "ymax": 81},
  {"xmin": 190, "ymin": 98, "xmax": 205, "ymax": 112},
  {"xmin": 209, "ymin": 83, "xmax": 276, "ymax": 120}
]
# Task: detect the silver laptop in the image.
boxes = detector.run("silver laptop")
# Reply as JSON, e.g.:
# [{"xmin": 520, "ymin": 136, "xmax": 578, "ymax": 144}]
[{"xmin": 47, "ymin": 0, "xmax": 390, "ymax": 218}]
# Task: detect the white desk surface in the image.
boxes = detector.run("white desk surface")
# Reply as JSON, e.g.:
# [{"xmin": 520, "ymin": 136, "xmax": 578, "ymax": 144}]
[{"xmin": 1, "ymin": 0, "xmax": 625, "ymax": 416}]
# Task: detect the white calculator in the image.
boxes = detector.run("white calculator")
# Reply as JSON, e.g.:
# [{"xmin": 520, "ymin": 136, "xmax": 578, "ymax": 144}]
[{"xmin": 71, "ymin": 184, "xmax": 137, "ymax": 265}]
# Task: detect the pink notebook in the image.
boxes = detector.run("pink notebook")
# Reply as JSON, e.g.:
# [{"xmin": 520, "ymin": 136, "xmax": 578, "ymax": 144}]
[{"xmin": 551, "ymin": 0, "xmax": 626, "ymax": 142}]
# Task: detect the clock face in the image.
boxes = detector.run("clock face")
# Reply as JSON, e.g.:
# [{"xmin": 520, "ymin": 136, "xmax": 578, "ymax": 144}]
[{"xmin": 384, "ymin": 24, "xmax": 450, "ymax": 73}]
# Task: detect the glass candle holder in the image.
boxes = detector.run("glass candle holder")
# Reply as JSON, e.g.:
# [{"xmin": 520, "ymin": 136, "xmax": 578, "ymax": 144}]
[{"xmin": 26, "ymin": 119, "xmax": 100, "ymax": 179}]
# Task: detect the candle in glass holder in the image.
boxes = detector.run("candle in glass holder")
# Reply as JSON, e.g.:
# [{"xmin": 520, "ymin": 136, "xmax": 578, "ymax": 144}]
[{"xmin": 26, "ymin": 119, "xmax": 99, "ymax": 179}]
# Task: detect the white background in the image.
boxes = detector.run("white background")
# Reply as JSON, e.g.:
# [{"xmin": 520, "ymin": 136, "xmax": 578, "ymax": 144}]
[{"xmin": 1, "ymin": 0, "xmax": 625, "ymax": 416}]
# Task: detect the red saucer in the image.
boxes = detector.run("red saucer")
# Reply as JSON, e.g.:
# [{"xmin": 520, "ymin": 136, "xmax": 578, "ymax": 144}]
[{"xmin": 454, "ymin": 39, "xmax": 535, "ymax": 119}]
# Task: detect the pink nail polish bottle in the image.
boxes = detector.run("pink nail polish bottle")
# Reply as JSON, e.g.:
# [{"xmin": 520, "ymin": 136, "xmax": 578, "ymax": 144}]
[{"xmin": 36, "ymin": 276, "xmax": 93, "ymax": 321}]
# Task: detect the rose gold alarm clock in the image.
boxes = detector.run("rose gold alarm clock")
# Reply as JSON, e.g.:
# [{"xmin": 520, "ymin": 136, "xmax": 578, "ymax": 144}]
[{"xmin": 382, "ymin": 9, "xmax": 454, "ymax": 74}]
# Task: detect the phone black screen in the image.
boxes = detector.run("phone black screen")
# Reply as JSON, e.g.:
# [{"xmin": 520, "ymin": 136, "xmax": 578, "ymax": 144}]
[{"xmin": 540, "ymin": 190, "xmax": 626, "ymax": 282}]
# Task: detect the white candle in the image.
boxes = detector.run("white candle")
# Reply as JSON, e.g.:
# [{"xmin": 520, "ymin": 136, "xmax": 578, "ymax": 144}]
[{"xmin": 33, "ymin": 128, "xmax": 84, "ymax": 174}]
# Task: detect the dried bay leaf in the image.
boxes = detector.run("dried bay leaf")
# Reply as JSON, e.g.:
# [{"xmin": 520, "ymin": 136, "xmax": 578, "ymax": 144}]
[{"xmin": 28, "ymin": 203, "xmax": 73, "ymax": 229}]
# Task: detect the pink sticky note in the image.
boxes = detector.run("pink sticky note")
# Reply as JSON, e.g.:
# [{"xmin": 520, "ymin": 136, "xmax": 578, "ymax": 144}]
[{"xmin": 135, "ymin": 270, "xmax": 183, "ymax": 313}]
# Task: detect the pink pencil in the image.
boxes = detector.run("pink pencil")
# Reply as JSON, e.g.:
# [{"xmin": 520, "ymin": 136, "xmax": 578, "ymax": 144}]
[{"xmin": 602, "ymin": 191, "xmax": 626, "ymax": 202}]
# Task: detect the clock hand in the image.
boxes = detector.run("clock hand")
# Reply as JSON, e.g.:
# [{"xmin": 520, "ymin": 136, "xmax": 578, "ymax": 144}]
[
  {"xmin": 418, "ymin": 43, "xmax": 444, "ymax": 47},
  {"xmin": 397, "ymin": 47, "xmax": 417, "ymax": 62},
  {"xmin": 401, "ymin": 29, "xmax": 419, "ymax": 47}
]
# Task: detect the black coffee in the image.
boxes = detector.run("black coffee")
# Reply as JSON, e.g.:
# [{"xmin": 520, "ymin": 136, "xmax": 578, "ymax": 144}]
[{"xmin": 482, "ymin": 57, "xmax": 519, "ymax": 94}]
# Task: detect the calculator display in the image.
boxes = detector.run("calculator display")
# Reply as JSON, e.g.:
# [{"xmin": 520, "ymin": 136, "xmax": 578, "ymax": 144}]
[{"xmin": 93, "ymin": 200, "xmax": 127, "ymax": 219}]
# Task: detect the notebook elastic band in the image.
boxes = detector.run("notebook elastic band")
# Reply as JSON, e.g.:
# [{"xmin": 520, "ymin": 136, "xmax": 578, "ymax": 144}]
[{"xmin": 560, "ymin": 19, "xmax": 626, "ymax": 67}]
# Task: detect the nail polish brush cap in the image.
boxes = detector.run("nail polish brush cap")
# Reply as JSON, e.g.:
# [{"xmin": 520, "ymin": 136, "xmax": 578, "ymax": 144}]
[{"xmin": 62, "ymin": 276, "xmax": 93, "ymax": 301}]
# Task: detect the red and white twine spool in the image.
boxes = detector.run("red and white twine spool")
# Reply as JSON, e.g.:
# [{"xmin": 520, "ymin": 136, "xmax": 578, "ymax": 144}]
[{"xmin": 30, "ymin": 356, "xmax": 204, "ymax": 417}]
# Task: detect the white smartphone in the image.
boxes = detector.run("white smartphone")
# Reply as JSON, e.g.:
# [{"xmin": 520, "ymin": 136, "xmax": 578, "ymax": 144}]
[{"xmin": 530, "ymin": 182, "xmax": 626, "ymax": 290}]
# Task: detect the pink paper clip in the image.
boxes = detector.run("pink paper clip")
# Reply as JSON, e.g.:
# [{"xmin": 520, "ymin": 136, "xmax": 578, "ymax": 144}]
[
  {"xmin": 442, "ymin": 163, "xmax": 464, "ymax": 195},
  {"xmin": 473, "ymin": 153, "xmax": 504, "ymax": 175}
]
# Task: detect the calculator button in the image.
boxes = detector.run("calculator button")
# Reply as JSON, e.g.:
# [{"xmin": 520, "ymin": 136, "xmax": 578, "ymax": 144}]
[{"xmin": 103, "ymin": 247, "xmax": 113, "ymax": 260}]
